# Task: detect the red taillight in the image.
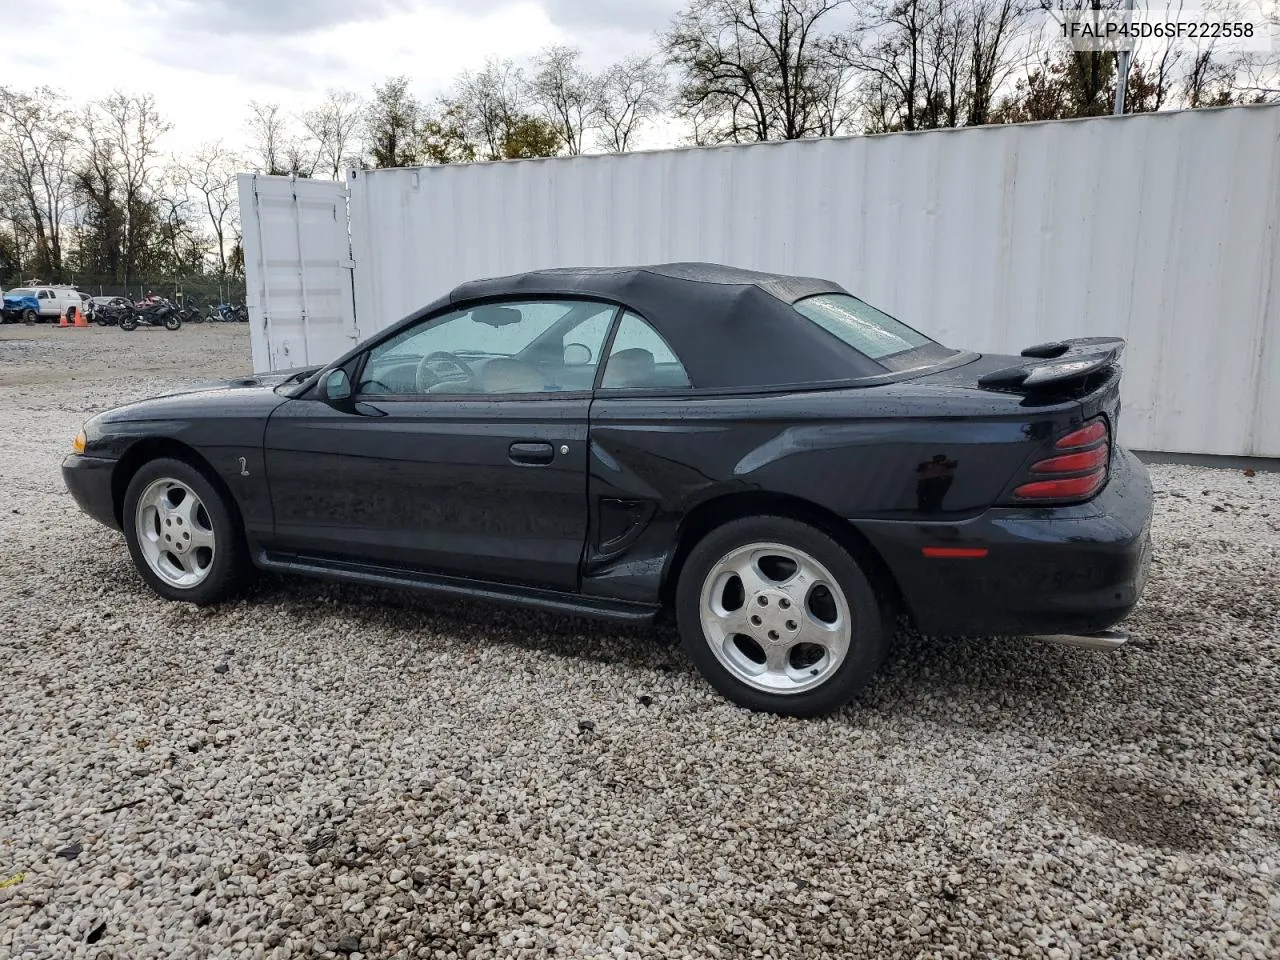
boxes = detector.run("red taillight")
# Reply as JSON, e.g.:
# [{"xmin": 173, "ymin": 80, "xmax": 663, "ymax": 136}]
[
  {"xmin": 1014, "ymin": 470, "xmax": 1107, "ymax": 500},
  {"xmin": 1030, "ymin": 446, "xmax": 1109, "ymax": 473},
  {"xmin": 1013, "ymin": 417, "xmax": 1111, "ymax": 502},
  {"xmin": 1056, "ymin": 421, "xmax": 1107, "ymax": 448}
]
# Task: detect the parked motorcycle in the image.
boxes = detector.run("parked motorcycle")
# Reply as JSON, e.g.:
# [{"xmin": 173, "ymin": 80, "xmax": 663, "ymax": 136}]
[
  {"xmin": 207, "ymin": 303, "xmax": 245, "ymax": 323},
  {"xmin": 175, "ymin": 302, "xmax": 204, "ymax": 324},
  {"xmin": 93, "ymin": 298, "xmax": 132, "ymax": 327},
  {"xmin": 120, "ymin": 297, "xmax": 181, "ymax": 332}
]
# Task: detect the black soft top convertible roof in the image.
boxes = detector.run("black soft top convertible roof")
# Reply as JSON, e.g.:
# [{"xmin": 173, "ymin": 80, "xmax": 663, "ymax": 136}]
[{"xmin": 428, "ymin": 262, "xmax": 891, "ymax": 390}]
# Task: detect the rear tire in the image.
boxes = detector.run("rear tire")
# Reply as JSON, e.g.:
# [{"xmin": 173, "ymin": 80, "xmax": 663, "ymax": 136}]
[
  {"xmin": 22, "ymin": 308, "xmax": 36, "ymax": 325},
  {"xmin": 120, "ymin": 314, "xmax": 138, "ymax": 331},
  {"xmin": 675, "ymin": 516, "xmax": 891, "ymax": 716},
  {"xmin": 122, "ymin": 457, "xmax": 248, "ymax": 605}
]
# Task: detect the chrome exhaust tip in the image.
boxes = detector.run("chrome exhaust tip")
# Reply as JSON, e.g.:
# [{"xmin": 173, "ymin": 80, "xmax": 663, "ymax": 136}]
[{"xmin": 1038, "ymin": 628, "xmax": 1129, "ymax": 651}]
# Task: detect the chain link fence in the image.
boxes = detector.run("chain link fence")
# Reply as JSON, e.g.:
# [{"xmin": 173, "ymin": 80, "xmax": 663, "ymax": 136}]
[{"xmin": 2, "ymin": 272, "xmax": 246, "ymax": 309}]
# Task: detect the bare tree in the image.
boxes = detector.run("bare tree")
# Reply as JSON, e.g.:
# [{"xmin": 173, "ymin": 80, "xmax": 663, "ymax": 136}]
[
  {"xmin": 152, "ymin": 177, "xmax": 208, "ymax": 289},
  {"xmin": 246, "ymin": 101, "xmax": 288, "ymax": 175},
  {"xmin": 663, "ymin": 0, "xmax": 854, "ymax": 143},
  {"xmin": 851, "ymin": 0, "xmax": 934, "ymax": 131},
  {"xmin": 967, "ymin": 0, "xmax": 1034, "ymax": 124},
  {"xmin": 173, "ymin": 142, "xmax": 240, "ymax": 281},
  {"xmin": 852, "ymin": 0, "xmax": 1041, "ymax": 131},
  {"xmin": 443, "ymin": 58, "xmax": 530, "ymax": 160},
  {"xmin": 281, "ymin": 139, "xmax": 317, "ymax": 178},
  {"xmin": 597, "ymin": 55, "xmax": 669, "ymax": 152},
  {"xmin": 0, "ymin": 86, "xmax": 77, "ymax": 278},
  {"xmin": 82, "ymin": 93, "xmax": 171, "ymax": 281},
  {"xmin": 1232, "ymin": 0, "xmax": 1280, "ymax": 101},
  {"xmin": 530, "ymin": 45, "xmax": 600, "ymax": 156},
  {"xmin": 302, "ymin": 89, "xmax": 365, "ymax": 179}
]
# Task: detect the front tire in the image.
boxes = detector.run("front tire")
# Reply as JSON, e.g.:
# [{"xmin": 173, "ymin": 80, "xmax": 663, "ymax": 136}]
[
  {"xmin": 164, "ymin": 314, "xmax": 181, "ymax": 331},
  {"xmin": 22, "ymin": 308, "xmax": 36, "ymax": 324},
  {"xmin": 675, "ymin": 516, "xmax": 891, "ymax": 716},
  {"xmin": 123, "ymin": 458, "xmax": 247, "ymax": 605},
  {"xmin": 119, "ymin": 314, "xmax": 138, "ymax": 331}
]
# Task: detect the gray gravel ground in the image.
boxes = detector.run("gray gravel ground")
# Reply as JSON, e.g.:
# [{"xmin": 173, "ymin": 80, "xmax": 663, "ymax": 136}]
[{"xmin": 1, "ymin": 323, "xmax": 1277, "ymax": 960}]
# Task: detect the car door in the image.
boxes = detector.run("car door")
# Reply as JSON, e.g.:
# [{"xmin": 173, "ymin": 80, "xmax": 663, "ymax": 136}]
[
  {"xmin": 37, "ymin": 289, "xmax": 55, "ymax": 317},
  {"xmin": 263, "ymin": 298, "xmax": 619, "ymax": 591},
  {"xmin": 582, "ymin": 310, "xmax": 699, "ymax": 601}
]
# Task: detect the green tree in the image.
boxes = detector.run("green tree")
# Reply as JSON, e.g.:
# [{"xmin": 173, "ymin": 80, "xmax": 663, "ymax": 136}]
[
  {"xmin": 76, "ymin": 92, "xmax": 170, "ymax": 286},
  {"xmin": 500, "ymin": 116, "xmax": 561, "ymax": 159},
  {"xmin": 419, "ymin": 105, "xmax": 476, "ymax": 164},
  {"xmin": 0, "ymin": 223, "xmax": 21, "ymax": 285},
  {"xmin": 443, "ymin": 59, "xmax": 560, "ymax": 161},
  {"xmin": 990, "ymin": 49, "xmax": 1115, "ymax": 122},
  {"xmin": 367, "ymin": 76, "xmax": 422, "ymax": 168}
]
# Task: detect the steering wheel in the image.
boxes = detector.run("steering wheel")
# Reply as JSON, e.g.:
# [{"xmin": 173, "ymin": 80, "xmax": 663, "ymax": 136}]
[{"xmin": 415, "ymin": 351, "xmax": 477, "ymax": 393}]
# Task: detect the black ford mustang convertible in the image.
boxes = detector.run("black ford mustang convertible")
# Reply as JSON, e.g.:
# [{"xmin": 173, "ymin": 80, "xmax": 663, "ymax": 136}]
[{"xmin": 64, "ymin": 263, "xmax": 1152, "ymax": 715}]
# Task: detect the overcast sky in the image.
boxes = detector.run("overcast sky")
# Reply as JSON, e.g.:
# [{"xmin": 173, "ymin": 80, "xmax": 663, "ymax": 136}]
[{"xmin": 2, "ymin": 0, "xmax": 685, "ymax": 154}]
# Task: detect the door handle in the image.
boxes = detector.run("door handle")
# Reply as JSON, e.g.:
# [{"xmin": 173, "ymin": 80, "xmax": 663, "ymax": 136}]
[{"xmin": 509, "ymin": 441, "xmax": 555, "ymax": 466}]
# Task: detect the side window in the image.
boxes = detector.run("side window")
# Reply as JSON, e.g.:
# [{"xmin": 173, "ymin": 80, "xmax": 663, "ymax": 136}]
[
  {"xmin": 599, "ymin": 312, "xmax": 692, "ymax": 390},
  {"xmin": 38, "ymin": 290, "xmax": 52, "ymax": 300},
  {"xmin": 357, "ymin": 299, "xmax": 615, "ymax": 397}
]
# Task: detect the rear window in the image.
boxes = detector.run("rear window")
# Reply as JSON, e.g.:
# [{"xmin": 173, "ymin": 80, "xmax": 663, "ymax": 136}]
[
  {"xmin": 7, "ymin": 288, "xmax": 34, "ymax": 297},
  {"xmin": 794, "ymin": 293, "xmax": 933, "ymax": 361}
]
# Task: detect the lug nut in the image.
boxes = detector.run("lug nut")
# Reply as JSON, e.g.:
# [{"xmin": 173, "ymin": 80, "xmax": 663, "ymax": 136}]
[
  {"xmin": 757, "ymin": 596, "xmax": 768, "ymax": 606},
  {"xmin": 750, "ymin": 615, "xmax": 762, "ymax": 626},
  {"xmin": 768, "ymin": 630, "xmax": 779, "ymax": 640},
  {"xmin": 779, "ymin": 598, "xmax": 791, "ymax": 609},
  {"xmin": 786, "ymin": 620, "xmax": 797, "ymax": 630}
]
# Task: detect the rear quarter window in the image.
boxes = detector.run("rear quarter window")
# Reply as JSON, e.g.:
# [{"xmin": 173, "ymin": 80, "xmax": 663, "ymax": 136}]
[{"xmin": 794, "ymin": 293, "xmax": 932, "ymax": 360}]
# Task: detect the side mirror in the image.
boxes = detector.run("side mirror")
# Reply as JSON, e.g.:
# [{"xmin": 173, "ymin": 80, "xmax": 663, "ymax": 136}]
[
  {"xmin": 564, "ymin": 342, "xmax": 593, "ymax": 366},
  {"xmin": 321, "ymin": 368, "xmax": 352, "ymax": 403}
]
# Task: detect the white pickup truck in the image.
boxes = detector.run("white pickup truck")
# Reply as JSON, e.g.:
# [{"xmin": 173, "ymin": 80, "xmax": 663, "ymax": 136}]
[{"xmin": 1, "ymin": 285, "xmax": 89, "ymax": 323}]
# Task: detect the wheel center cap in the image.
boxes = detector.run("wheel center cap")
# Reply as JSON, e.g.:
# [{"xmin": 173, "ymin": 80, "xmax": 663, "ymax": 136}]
[
  {"xmin": 161, "ymin": 511, "xmax": 188, "ymax": 552},
  {"xmin": 751, "ymin": 591, "xmax": 801, "ymax": 643}
]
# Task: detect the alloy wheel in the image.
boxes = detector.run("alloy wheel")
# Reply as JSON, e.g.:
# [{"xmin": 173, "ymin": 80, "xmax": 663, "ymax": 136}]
[
  {"xmin": 698, "ymin": 541, "xmax": 852, "ymax": 695},
  {"xmin": 133, "ymin": 478, "xmax": 216, "ymax": 588}
]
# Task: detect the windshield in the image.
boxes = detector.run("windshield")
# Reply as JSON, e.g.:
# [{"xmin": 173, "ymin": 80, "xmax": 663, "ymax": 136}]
[
  {"xmin": 793, "ymin": 293, "xmax": 933, "ymax": 361},
  {"xmin": 6, "ymin": 288, "xmax": 34, "ymax": 297}
]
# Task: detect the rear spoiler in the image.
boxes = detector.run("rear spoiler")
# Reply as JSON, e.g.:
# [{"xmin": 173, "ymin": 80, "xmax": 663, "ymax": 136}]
[{"xmin": 978, "ymin": 337, "xmax": 1125, "ymax": 391}]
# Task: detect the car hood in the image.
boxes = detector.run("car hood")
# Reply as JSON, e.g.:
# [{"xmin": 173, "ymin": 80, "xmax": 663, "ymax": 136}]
[
  {"xmin": 4, "ymin": 294, "xmax": 37, "ymax": 308},
  {"xmin": 95, "ymin": 366, "xmax": 319, "ymax": 424}
]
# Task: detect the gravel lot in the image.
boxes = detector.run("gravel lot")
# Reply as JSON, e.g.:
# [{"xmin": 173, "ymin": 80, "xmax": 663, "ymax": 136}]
[{"xmin": 1, "ymin": 323, "xmax": 1277, "ymax": 960}]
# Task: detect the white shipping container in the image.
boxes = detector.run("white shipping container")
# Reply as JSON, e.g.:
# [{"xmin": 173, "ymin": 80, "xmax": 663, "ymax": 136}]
[{"xmin": 240, "ymin": 104, "xmax": 1280, "ymax": 458}]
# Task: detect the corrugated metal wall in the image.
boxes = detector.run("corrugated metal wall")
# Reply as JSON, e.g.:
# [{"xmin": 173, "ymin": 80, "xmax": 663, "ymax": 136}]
[{"xmin": 251, "ymin": 105, "xmax": 1280, "ymax": 457}]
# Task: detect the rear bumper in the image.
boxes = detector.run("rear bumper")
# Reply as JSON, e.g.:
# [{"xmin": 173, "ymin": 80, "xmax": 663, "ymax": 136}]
[
  {"xmin": 855, "ymin": 447, "xmax": 1153, "ymax": 637},
  {"xmin": 62, "ymin": 454, "xmax": 120, "ymax": 530}
]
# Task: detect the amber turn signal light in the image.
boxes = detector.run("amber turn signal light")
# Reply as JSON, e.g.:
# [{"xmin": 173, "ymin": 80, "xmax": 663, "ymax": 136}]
[{"xmin": 72, "ymin": 430, "xmax": 86, "ymax": 454}]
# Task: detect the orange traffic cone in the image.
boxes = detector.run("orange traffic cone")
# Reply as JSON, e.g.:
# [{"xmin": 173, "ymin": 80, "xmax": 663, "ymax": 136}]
[
  {"xmin": 73, "ymin": 308, "xmax": 89, "ymax": 328},
  {"xmin": 58, "ymin": 308, "xmax": 69, "ymax": 328}
]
